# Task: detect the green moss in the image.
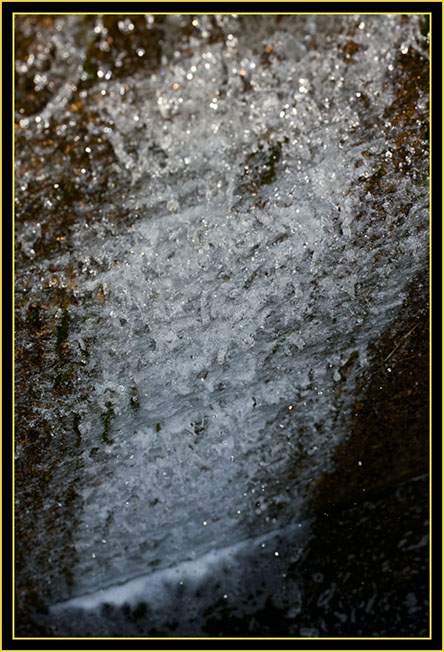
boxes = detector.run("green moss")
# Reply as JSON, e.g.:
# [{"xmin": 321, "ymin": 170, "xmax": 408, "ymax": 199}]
[
  {"xmin": 420, "ymin": 15, "xmax": 429, "ymax": 37},
  {"xmin": 130, "ymin": 397, "xmax": 140, "ymax": 410},
  {"xmin": 26, "ymin": 303, "xmax": 42, "ymax": 330},
  {"xmin": 101, "ymin": 401, "xmax": 115, "ymax": 443},
  {"xmin": 55, "ymin": 363, "xmax": 76, "ymax": 387},
  {"xmin": 130, "ymin": 386, "xmax": 140, "ymax": 410},
  {"xmin": 56, "ymin": 309, "xmax": 70, "ymax": 356},
  {"xmin": 82, "ymin": 59, "xmax": 96, "ymax": 83},
  {"xmin": 155, "ymin": 422, "xmax": 162, "ymax": 432}
]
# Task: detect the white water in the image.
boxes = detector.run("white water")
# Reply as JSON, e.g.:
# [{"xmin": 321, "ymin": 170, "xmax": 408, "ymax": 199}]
[
  {"xmin": 52, "ymin": 520, "xmax": 310, "ymax": 613},
  {"xmin": 15, "ymin": 14, "xmax": 428, "ymax": 631}
]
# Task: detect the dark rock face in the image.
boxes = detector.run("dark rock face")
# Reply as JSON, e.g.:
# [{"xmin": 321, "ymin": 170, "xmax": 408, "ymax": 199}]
[
  {"xmin": 187, "ymin": 476, "xmax": 429, "ymax": 638},
  {"xmin": 313, "ymin": 270, "xmax": 429, "ymax": 510},
  {"xmin": 14, "ymin": 13, "xmax": 429, "ymax": 638},
  {"xmin": 302, "ymin": 270, "xmax": 429, "ymax": 638}
]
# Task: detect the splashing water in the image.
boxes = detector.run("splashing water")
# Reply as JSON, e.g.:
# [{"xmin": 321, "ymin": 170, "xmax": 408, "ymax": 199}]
[{"xmin": 14, "ymin": 13, "xmax": 428, "ymax": 635}]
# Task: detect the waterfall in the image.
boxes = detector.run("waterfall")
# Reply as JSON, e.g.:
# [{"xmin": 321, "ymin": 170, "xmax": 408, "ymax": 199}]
[{"xmin": 14, "ymin": 13, "xmax": 429, "ymax": 636}]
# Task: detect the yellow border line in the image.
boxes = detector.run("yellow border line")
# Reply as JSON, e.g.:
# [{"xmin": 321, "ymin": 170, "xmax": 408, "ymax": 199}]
[
  {"xmin": 11, "ymin": 636, "xmax": 433, "ymax": 640},
  {"xmin": 11, "ymin": 10, "xmax": 433, "ymax": 642},
  {"xmin": 12, "ymin": 10, "xmax": 16, "ymax": 643},
  {"xmin": 429, "ymin": 13, "xmax": 432, "ymax": 641},
  {"xmin": 0, "ymin": 1, "xmax": 2, "ymax": 644},
  {"xmin": 10, "ymin": 11, "xmax": 434, "ymax": 14}
]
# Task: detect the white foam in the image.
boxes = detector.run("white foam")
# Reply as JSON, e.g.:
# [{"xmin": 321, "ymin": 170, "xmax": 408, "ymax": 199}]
[{"xmin": 51, "ymin": 521, "xmax": 310, "ymax": 613}]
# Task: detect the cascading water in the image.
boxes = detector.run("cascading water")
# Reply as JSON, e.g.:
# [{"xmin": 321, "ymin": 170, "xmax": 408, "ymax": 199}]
[{"xmin": 14, "ymin": 13, "xmax": 429, "ymax": 637}]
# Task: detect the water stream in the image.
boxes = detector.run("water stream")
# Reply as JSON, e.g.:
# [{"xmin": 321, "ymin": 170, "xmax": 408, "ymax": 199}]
[{"xmin": 14, "ymin": 13, "xmax": 429, "ymax": 636}]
